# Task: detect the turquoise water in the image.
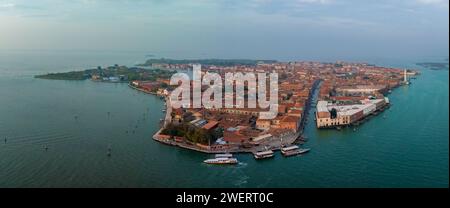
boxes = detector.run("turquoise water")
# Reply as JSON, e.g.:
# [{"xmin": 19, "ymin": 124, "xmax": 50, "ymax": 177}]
[{"xmin": 0, "ymin": 51, "xmax": 448, "ymax": 187}]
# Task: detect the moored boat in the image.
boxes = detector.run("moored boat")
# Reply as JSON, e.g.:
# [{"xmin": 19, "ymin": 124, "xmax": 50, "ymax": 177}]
[
  {"xmin": 281, "ymin": 145, "xmax": 311, "ymax": 157},
  {"xmin": 215, "ymin": 153, "xmax": 233, "ymax": 158},
  {"xmin": 253, "ymin": 150, "xmax": 274, "ymax": 160},
  {"xmin": 281, "ymin": 145, "xmax": 299, "ymax": 153}
]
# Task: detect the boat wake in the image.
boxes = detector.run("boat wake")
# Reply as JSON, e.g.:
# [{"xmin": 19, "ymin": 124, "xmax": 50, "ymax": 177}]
[
  {"xmin": 233, "ymin": 175, "xmax": 249, "ymax": 187},
  {"xmin": 238, "ymin": 162, "xmax": 248, "ymax": 167}
]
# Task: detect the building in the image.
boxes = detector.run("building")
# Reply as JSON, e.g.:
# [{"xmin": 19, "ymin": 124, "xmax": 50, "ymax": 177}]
[
  {"xmin": 316, "ymin": 98, "xmax": 387, "ymax": 128},
  {"xmin": 287, "ymin": 109, "xmax": 302, "ymax": 117},
  {"xmin": 223, "ymin": 127, "xmax": 250, "ymax": 143},
  {"xmin": 210, "ymin": 108, "xmax": 260, "ymax": 117},
  {"xmin": 278, "ymin": 116, "xmax": 300, "ymax": 132},
  {"xmin": 202, "ymin": 120, "xmax": 219, "ymax": 130},
  {"xmin": 256, "ymin": 119, "xmax": 271, "ymax": 130},
  {"xmin": 336, "ymin": 85, "xmax": 387, "ymax": 95},
  {"xmin": 252, "ymin": 134, "xmax": 273, "ymax": 143}
]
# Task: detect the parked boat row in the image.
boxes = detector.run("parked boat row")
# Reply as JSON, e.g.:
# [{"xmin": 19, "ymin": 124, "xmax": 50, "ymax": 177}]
[
  {"xmin": 253, "ymin": 145, "xmax": 310, "ymax": 159},
  {"xmin": 203, "ymin": 146, "xmax": 311, "ymax": 165}
]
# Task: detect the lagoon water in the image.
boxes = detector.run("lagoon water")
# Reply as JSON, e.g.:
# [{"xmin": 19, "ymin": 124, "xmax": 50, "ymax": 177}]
[{"xmin": 0, "ymin": 51, "xmax": 448, "ymax": 187}]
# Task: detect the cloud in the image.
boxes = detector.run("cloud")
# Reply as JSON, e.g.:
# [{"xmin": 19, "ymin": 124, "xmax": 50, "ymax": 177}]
[
  {"xmin": 248, "ymin": 0, "xmax": 332, "ymax": 8},
  {"xmin": 294, "ymin": 0, "xmax": 332, "ymax": 4},
  {"xmin": 251, "ymin": 0, "xmax": 331, "ymax": 4},
  {"xmin": 0, "ymin": 3, "xmax": 15, "ymax": 8},
  {"xmin": 416, "ymin": 0, "xmax": 449, "ymax": 8}
]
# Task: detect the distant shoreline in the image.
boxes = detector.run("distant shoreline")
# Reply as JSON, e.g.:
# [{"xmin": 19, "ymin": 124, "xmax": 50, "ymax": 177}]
[{"xmin": 416, "ymin": 62, "xmax": 449, "ymax": 71}]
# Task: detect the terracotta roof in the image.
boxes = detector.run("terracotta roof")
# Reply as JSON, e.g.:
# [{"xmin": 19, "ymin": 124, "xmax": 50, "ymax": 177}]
[
  {"xmin": 202, "ymin": 120, "xmax": 219, "ymax": 130},
  {"xmin": 281, "ymin": 116, "xmax": 299, "ymax": 123}
]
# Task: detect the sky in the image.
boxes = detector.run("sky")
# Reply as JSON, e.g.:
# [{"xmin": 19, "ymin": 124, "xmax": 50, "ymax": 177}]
[{"xmin": 0, "ymin": 0, "xmax": 448, "ymax": 61}]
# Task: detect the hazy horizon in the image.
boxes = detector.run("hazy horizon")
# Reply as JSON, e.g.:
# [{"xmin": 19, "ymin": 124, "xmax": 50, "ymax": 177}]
[{"xmin": 1, "ymin": 0, "xmax": 449, "ymax": 61}]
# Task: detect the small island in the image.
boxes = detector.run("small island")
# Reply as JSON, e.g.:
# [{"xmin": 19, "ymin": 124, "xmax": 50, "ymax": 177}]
[
  {"xmin": 35, "ymin": 58, "xmax": 420, "ymax": 160},
  {"xmin": 35, "ymin": 64, "xmax": 177, "ymax": 82},
  {"xmin": 416, "ymin": 62, "xmax": 449, "ymax": 71}
]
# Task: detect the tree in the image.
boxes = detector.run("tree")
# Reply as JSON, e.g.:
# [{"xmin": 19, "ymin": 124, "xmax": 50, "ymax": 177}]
[{"xmin": 330, "ymin": 108, "xmax": 337, "ymax": 119}]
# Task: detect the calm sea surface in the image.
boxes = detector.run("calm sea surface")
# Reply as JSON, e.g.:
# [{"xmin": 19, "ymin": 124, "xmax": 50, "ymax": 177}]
[{"xmin": 0, "ymin": 51, "xmax": 448, "ymax": 187}]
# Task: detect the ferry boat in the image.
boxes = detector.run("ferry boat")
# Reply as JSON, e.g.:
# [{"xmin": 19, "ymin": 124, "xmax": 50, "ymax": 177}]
[
  {"xmin": 281, "ymin": 145, "xmax": 311, "ymax": 157},
  {"xmin": 253, "ymin": 150, "xmax": 275, "ymax": 160},
  {"xmin": 204, "ymin": 157, "xmax": 238, "ymax": 165},
  {"xmin": 215, "ymin": 153, "xmax": 233, "ymax": 158}
]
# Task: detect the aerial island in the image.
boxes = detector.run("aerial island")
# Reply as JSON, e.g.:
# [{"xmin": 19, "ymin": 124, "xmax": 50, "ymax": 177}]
[
  {"xmin": 416, "ymin": 62, "xmax": 449, "ymax": 71},
  {"xmin": 35, "ymin": 58, "xmax": 419, "ymax": 160}
]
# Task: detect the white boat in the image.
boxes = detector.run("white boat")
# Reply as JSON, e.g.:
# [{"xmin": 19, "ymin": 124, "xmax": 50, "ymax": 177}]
[
  {"xmin": 254, "ymin": 150, "xmax": 274, "ymax": 160},
  {"xmin": 204, "ymin": 157, "xmax": 238, "ymax": 165},
  {"xmin": 281, "ymin": 145, "xmax": 310, "ymax": 157},
  {"xmin": 281, "ymin": 145, "xmax": 299, "ymax": 153},
  {"xmin": 215, "ymin": 154, "xmax": 233, "ymax": 158}
]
